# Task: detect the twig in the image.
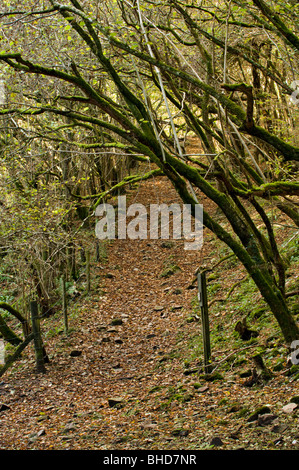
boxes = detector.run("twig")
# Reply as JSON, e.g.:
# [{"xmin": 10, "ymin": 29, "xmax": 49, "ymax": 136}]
[
  {"xmin": 210, "ymin": 344, "xmax": 257, "ymax": 371},
  {"xmin": 208, "ymin": 275, "xmax": 248, "ymax": 307},
  {"xmin": 285, "ymin": 290, "xmax": 299, "ymax": 298}
]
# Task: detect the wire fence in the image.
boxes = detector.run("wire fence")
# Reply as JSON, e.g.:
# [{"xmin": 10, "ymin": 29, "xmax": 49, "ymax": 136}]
[{"xmin": 0, "ymin": 239, "xmax": 100, "ymax": 375}]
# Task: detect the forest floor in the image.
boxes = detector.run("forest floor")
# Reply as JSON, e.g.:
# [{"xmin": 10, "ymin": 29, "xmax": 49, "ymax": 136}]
[{"xmin": 0, "ymin": 169, "xmax": 299, "ymax": 452}]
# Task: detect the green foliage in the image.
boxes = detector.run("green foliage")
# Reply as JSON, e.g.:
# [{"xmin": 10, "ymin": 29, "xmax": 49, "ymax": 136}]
[
  {"xmin": 159, "ymin": 256, "xmax": 181, "ymax": 278},
  {"xmin": 0, "ymin": 0, "xmax": 298, "ymax": 345}
]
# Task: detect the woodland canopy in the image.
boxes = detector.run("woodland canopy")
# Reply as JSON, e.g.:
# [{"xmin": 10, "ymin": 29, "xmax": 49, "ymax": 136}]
[{"xmin": 0, "ymin": 0, "xmax": 298, "ymax": 348}]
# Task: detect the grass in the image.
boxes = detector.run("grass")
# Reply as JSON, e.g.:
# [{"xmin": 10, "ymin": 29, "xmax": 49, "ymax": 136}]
[{"xmin": 179, "ymin": 224, "xmax": 299, "ymax": 383}]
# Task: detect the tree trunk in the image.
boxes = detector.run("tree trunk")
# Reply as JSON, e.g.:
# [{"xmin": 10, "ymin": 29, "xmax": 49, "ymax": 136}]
[{"xmin": 163, "ymin": 165, "xmax": 299, "ymax": 344}]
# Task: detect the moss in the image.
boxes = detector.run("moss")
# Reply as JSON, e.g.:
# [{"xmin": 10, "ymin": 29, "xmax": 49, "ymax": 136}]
[
  {"xmin": 208, "ymin": 282, "xmax": 222, "ymax": 294},
  {"xmin": 160, "ymin": 256, "xmax": 182, "ymax": 278},
  {"xmin": 161, "ymin": 241, "xmax": 175, "ymax": 249},
  {"xmin": 186, "ymin": 316, "xmax": 196, "ymax": 323},
  {"xmin": 290, "ymin": 396, "xmax": 299, "ymax": 405},
  {"xmin": 200, "ymin": 372, "xmax": 224, "ymax": 382},
  {"xmin": 218, "ymin": 398, "xmax": 229, "ymax": 406},
  {"xmin": 291, "ymin": 303, "xmax": 299, "ymax": 316},
  {"xmin": 228, "ymin": 403, "xmax": 242, "ymax": 413},
  {"xmin": 193, "ymin": 382, "xmax": 204, "ymax": 389},
  {"xmin": 288, "ymin": 364, "xmax": 299, "ymax": 376},
  {"xmin": 251, "ymin": 306, "xmax": 268, "ymax": 320},
  {"xmin": 247, "ymin": 405, "xmax": 271, "ymax": 422},
  {"xmin": 160, "ymin": 264, "xmax": 181, "ymax": 278},
  {"xmin": 273, "ymin": 361, "xmax": 284, "ymax": 372},
  {"xmin": 237, "ymin": 407, "xmax": 250, "ymax": 418},
  {"xmin": 148, "ymin": 385, "xmax": 162, "ymax": 394}
]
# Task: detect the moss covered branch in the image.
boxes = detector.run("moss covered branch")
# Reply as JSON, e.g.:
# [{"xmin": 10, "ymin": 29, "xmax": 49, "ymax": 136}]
[
  {"xmin": 92, "ymin": 168, "xmax": 162, "ymax": 209},
  {"xmin": 0, "ymin": 313, "xmax": 22, "ymax": 346},
  {"xmin": 0, "ymin": 302, "xmax": 30, "ymax": 339},
  {"xmin": 252, "ymin": 0, "xmax": 299, "ymax": 51}
]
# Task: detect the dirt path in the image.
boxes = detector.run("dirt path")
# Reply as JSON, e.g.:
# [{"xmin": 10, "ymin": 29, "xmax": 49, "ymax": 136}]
[{"xmin": 0, "ymin": 176, "xmax": 298, "ymax": 451}]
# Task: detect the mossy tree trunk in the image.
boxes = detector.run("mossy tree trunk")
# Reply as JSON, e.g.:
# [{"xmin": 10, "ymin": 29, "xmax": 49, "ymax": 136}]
[
  {"xmin": 160, "ymin": 159, "xmax": 299, "ymax": 345},
  {"xmin": 0, "ymin": 0, "xmax": 298, "ymax": 345}
]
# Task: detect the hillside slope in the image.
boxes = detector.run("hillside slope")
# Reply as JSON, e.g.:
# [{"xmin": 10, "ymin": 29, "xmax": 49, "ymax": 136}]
[{"xmin": 0, "ymin": 175, "xmax": 298, "ymax": 451}]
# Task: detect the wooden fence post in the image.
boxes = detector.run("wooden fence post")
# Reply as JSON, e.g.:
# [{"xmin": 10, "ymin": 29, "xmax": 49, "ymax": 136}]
[
  {"xmin": 96, "ymin": 240, "xmax": 100, "ymax": 262},
  {"xmin": 197, "ymin": 271, "xmax": 212, "ymax": 373},
  {"xmin": 61, "ymin": 274, "xmax": 68, "ymax": 335},
  {"xmin": 30, "ymin": 301, "xmax": 46, "ymax": 373},
  {"xmin": 86, "ymin": 250, "xmax": 90, "ymax": 293}
]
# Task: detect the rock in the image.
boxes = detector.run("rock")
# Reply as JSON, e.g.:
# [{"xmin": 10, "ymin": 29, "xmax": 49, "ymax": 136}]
[
  {"xmin": 210, "ymin": 436, "xmax": 224, "ymax": 447},
  {"xmin": 107, "ymin": 327, "xmax": 118, "ymax": 333},
  {"xmin": 97, "ymin": 325, "xmax": 106, "ymax": 331},
  {"xmin": 235, "ymin": 318, "xmax": 258, "ymax": 340},
  {"xmin": 202, "ymin": 372, "xmax": 224, "ymax": 382},
  {"xmin": 240, "ymin": 369, "xmax": 252, "ymax": 378},
  {"xmin": 110, "ymin": 318, "xmax": 123, "ymax": 326},
  {"xmin": 104, "ymin": 273, "xmax": 115, "ymax": 278},
  {"xmin": 108, "ymin": 397, "xmax": 125, "ymax": 408},
  {"xmin": 70, "ymin": 350, "xmax": 82, "ymax": 357},
  {"xmin": 173, "ymin": 288, "xmax": 182, "ymax": 295},
  {"xmin": 112, "ymin": 362, "xmax": 121, "ymax": 369},
  {"xmin": 193, "ymin": 383, "xmax": 209, "ymax": 393},
  {"xmin": 63, "ymin": 422, "xmax": 77, "ymax": 432},
  {"xmin": 0, "ymin": 403, "xmax": 10, "ymax": 412},
  {"xmin": 257, "ymin": 413, "xmax": 278, "ymax": 426},
  {"xmin": 101, "ymin": 336, "xmax": 110, "ymax": 343},
  {"xmin": 282, "ymin": 402, "xmax": 298, "ymax": 413},
  {"xmin": 153, "ymin": 306, "xmax": 164, "ymax": 311},
  {"xmin": 37, "ymin": 414, "xmax": 49, "ymax": 422},
  {"xmin": 271, "ymin": 424, "xmax": 288, "ymax": 434},
  {"xmin": 146, "ymin": 333, "xmax": 156, "ymax": 339},
  {"xmin": 228, "ymin": 404, "xmax": 242, "ymax": 413},
  {"xmin": 183, "ymin": 368, "xmax": 199, "ymax": 375},
  {"xmin": 114, "ymin": 337, "xmax": 123, "ymax": 344},
  {"xmin": 171, "ymin": 428, "xmax": 189, "ymax": 437},
  {"xmin": 247, "ymin": 405, "xmax": 271, "ymax": 422},
  {"xmin": 161, "ymin": 241, "xmax": 174, "ymax": 248},
  {"xmin": 28, "ymin": 429, "xmax": 46, "ymax": 442}
]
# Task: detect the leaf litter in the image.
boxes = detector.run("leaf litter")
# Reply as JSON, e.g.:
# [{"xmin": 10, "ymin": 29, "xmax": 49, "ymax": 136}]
[{"xmin": 0, "ymin": 176, "xmax": 298, "ymax": 450}]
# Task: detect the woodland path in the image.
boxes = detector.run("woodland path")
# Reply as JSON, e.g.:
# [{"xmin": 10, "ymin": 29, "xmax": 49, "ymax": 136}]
[{"xmin": 0, "ymin": 175, "xmax": 298, "ymax": 451}]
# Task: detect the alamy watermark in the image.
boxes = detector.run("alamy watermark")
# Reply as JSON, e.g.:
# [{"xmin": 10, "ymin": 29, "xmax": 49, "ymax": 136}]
[
  {"xmin": 0, "ymin": 339, "xmax": 5, "ymax": 366},
  {"xmin": 95, "ymin": 196, "xmax": 203, "ymax": 251},
  {"xmin": 290, "ymin": 80, "xmax": 299, "ymax": 106},
  {"xmin": 290, "ymin": 340, "xmax": 299, "ymax": 365},
  {"xmin": 0, "ymin": 80, "xmax": 5, "ymax": 105}
]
